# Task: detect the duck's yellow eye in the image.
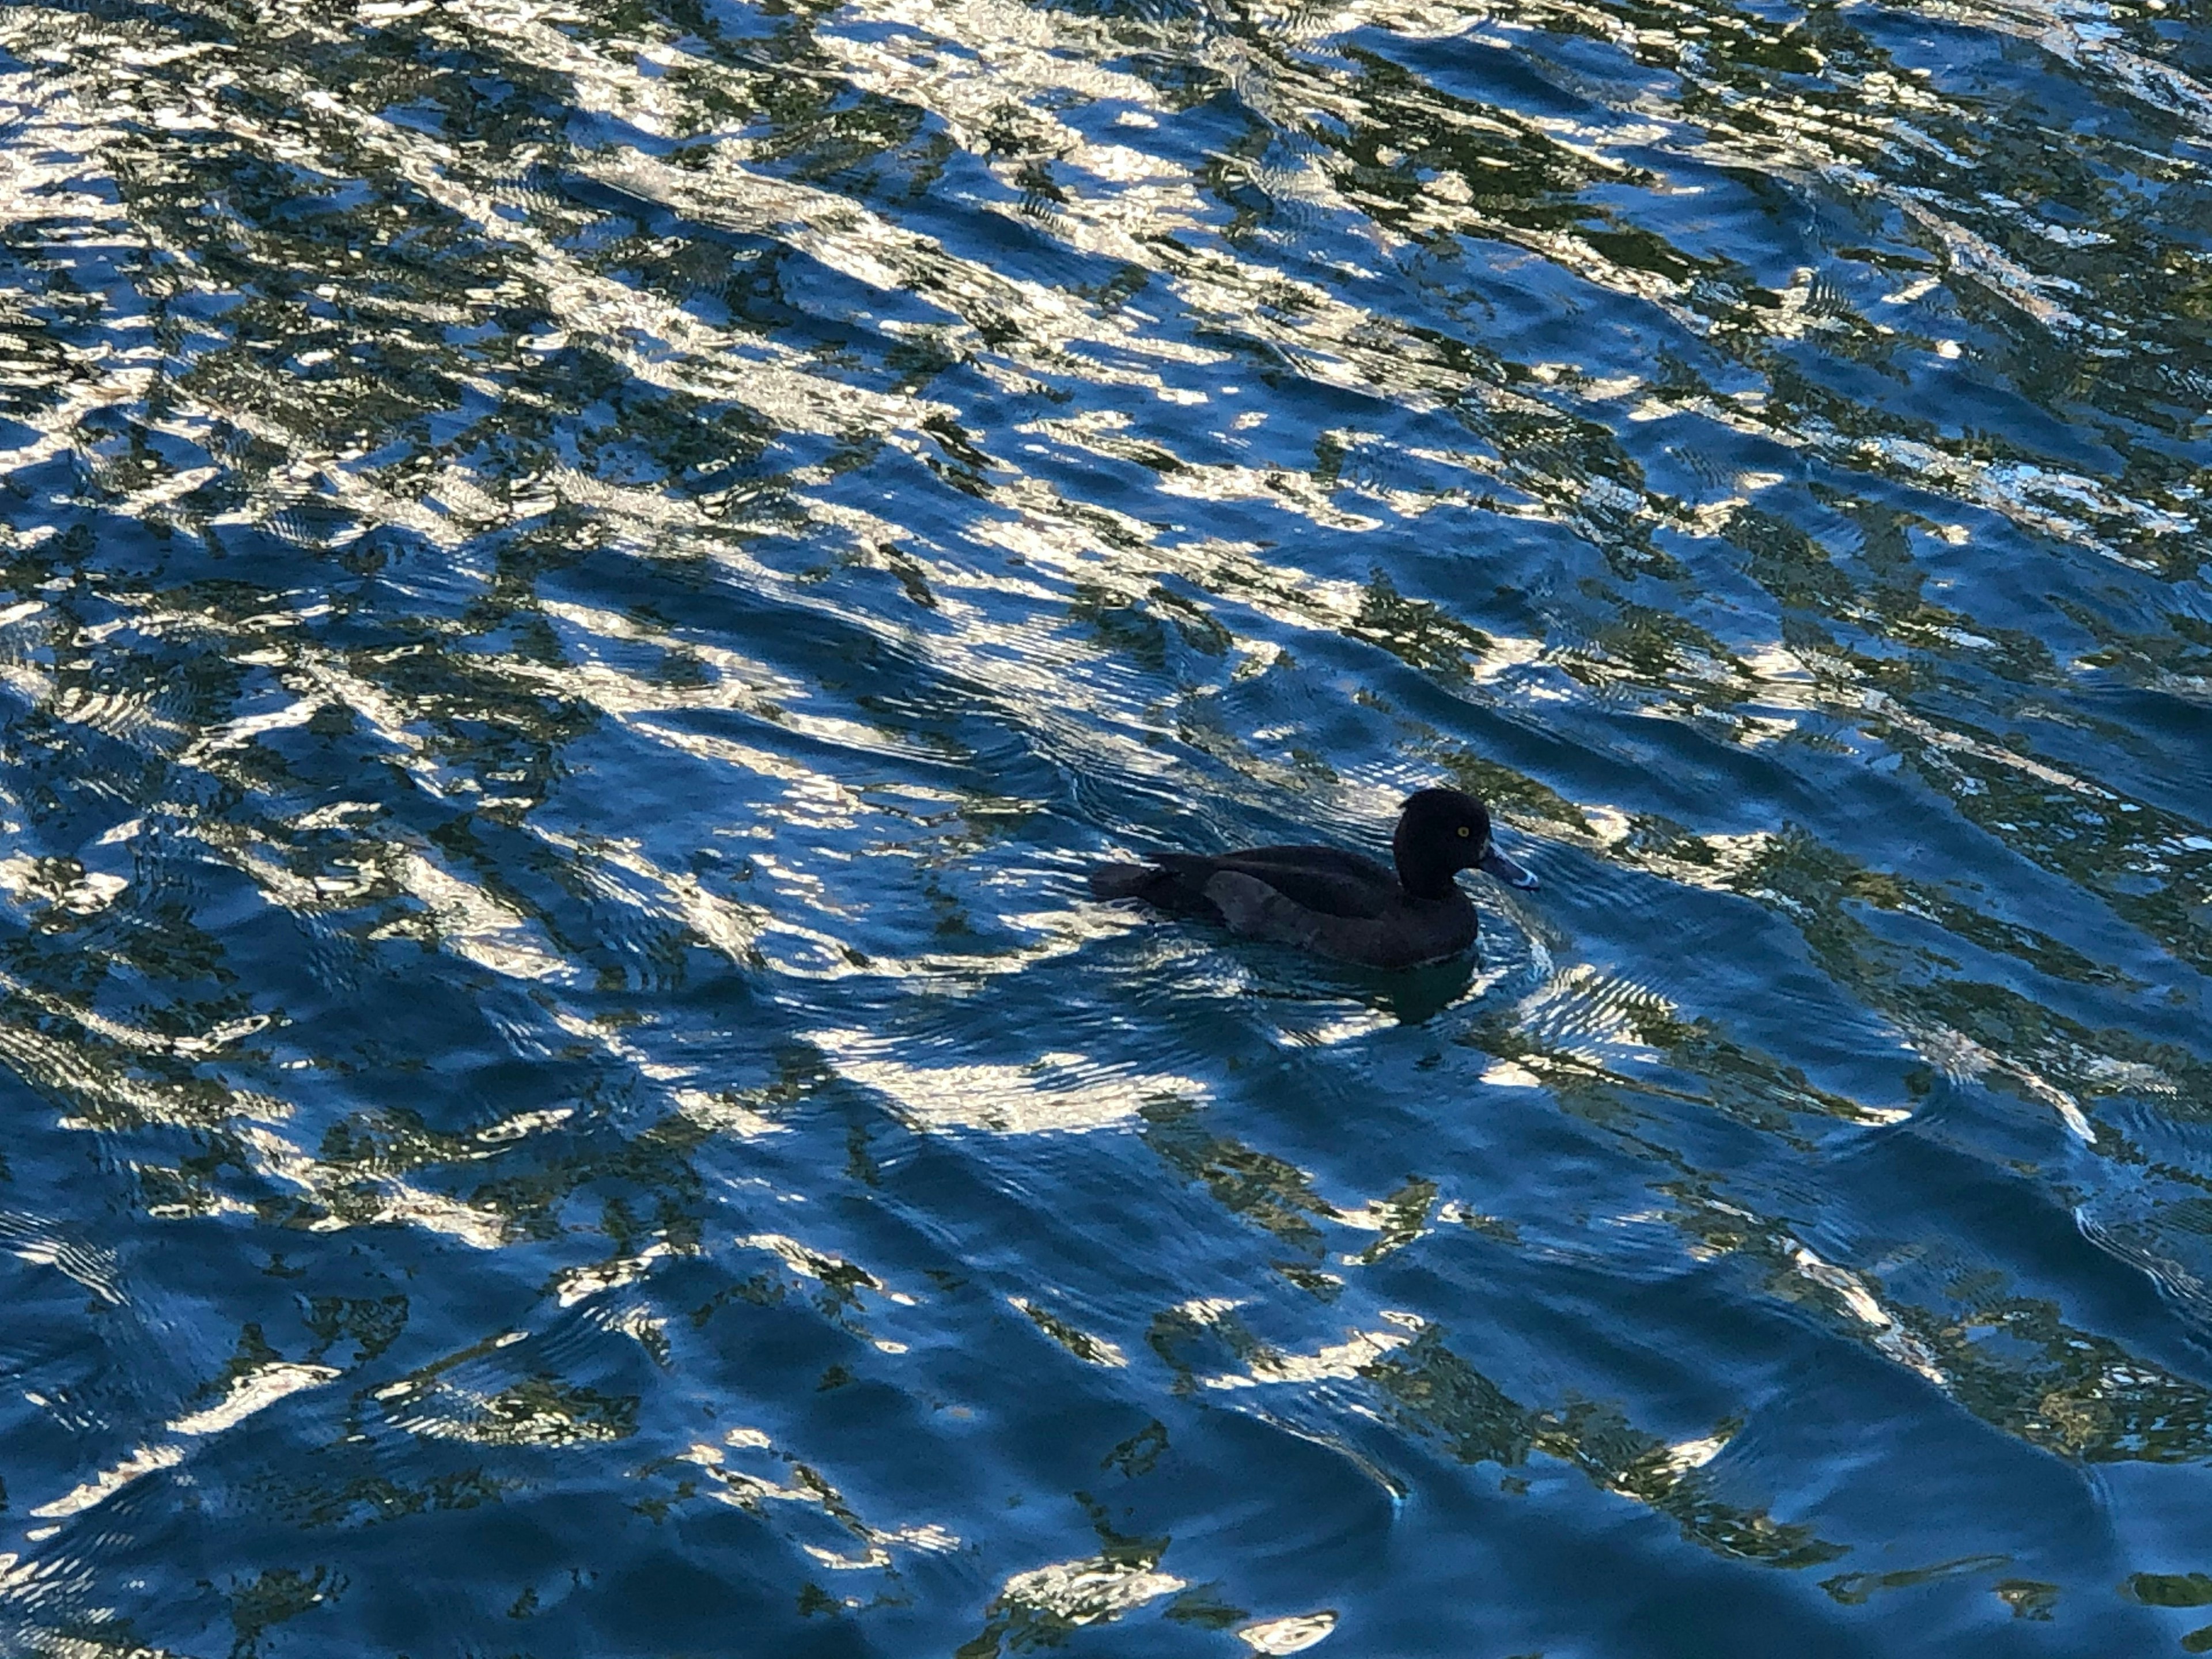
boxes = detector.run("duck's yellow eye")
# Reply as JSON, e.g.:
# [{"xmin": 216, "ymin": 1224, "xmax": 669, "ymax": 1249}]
[{"xmin": 1457, "ymin": 825, "xmax": 1470, "ymax": 838}]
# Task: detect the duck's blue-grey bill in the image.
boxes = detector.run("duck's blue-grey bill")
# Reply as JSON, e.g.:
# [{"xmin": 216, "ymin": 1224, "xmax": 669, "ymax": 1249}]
[{"xmin": 1480, "ymin": 844, "xmax": 1539, "ymax": 891}]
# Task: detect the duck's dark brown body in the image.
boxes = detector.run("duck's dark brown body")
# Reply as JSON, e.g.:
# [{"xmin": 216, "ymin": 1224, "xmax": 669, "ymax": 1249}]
[{"xmin": 1089, "ymin": 789, "xmax": 1536, "ymax": 969}]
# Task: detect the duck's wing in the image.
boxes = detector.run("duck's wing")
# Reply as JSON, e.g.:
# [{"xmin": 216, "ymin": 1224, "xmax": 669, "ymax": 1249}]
[
  {"xmin": 1157, "ymin": 847, "xmax": 1394, "ymax": 920},
  {"xmin": 1197, "ymin": 872, "xmax": 1475, "ymax": 968}
]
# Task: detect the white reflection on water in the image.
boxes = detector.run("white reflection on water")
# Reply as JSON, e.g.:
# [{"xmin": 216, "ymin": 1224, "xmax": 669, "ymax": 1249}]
[{"xmin": 811, "ymin": 1026, "xmax": 1208, "ymax": 1134}]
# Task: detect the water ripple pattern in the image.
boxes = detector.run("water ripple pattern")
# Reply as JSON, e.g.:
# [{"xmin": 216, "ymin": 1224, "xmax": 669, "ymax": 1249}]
[{"xmin": 0, "ymin": 0, "xmax": 2208, "ymax": 1650}]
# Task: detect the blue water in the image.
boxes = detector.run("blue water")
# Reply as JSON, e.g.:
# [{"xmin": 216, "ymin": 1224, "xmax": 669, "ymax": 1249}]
[{"xmin": 1, "ymin": 0, "xmax": 2210, "ymax": 1652}]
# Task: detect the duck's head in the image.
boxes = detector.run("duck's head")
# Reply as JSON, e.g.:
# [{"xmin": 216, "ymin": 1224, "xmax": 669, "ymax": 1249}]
[{"xmin": 1394, "ymin": 787, "xmax": 1539, "ymax": 897}]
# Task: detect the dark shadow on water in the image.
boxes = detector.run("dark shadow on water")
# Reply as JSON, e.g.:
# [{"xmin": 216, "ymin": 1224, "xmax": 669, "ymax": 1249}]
[
  {"xmin": 1247, "ymin": 952, "xmax": 1481, "ymax": 1028},
  {"xmin": 1348, "ymin": 956, "xmax": 1482, "ymax": 1027}
]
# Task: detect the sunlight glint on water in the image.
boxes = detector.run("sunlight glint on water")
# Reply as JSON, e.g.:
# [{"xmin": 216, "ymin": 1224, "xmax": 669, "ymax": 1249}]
[{"xmin": 0, "ymin": 0, "xmax": 2208, "ymax": 1651}]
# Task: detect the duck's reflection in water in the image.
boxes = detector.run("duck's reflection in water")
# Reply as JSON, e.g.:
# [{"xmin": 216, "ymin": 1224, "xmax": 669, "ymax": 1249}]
[{"xmin": 1248, "ymin": 953, "xmax": 1483, "ymax": 1035}]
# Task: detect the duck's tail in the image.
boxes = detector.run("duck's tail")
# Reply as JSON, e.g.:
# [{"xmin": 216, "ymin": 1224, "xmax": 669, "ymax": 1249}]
[
  {"xmin": 1088, "ymin": 862, "xmax": 1169, "ymax": 902},
  {"xmin": 1089, "ymin": 859, "xmax": 1225, "ymax": 920}
]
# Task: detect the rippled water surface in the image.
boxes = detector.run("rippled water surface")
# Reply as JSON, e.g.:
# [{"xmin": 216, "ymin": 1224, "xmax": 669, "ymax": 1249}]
[{"xmin": 3, "ymin": 0, "xmax": 2212, "ymax": 1650}]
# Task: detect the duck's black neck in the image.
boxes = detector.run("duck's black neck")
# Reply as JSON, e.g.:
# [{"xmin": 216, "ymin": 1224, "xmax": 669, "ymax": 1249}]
[{"xmin": 1392, "ymin": 829, "xmax": 1460, "ymax": 902}]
